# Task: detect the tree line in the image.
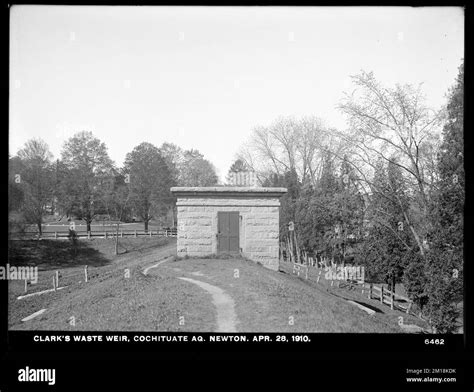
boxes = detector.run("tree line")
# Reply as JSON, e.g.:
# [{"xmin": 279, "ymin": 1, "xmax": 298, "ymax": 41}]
[
  {"xmin": 236, "ymin": 64, "xmax": 464, "ymax": 333},
  {"xmin": 9, "ymin": 136, "xmax": 219, "ymax": 234}
]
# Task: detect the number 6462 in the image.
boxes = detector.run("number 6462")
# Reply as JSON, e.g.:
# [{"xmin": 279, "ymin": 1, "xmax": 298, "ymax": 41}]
[{"xmin": 424, "ymin": 339, "xmax": 444, "ymax": 345}]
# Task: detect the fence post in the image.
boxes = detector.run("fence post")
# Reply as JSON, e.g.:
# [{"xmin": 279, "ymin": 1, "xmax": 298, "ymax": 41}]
[
  {"xmin": 406, "ymin": 301, "xmax": 412, "ymax": 314},
  {"xmin": 53, "ymin": 275, "xmax": 57, "ymax": 291},
  {"xmin": 390, "ymin": 289, "xmax": 394, "ymax": 310},
  {"xmin": 54, "ymin": 231, "xmax": 57, "ymax": 239},
  {"xmin": 105, "ymin": 231, "xmax": 108, "ymax": 239},
  {"xmin": 295, "ymin": 234, "xmax": 301, "ymax": 264},
  {"xmin": 84, "ymin": 265, "xmax": 88, "ymax": 283},
  {"xmin": 24, "ymin": 279, "xmax": 28, "ymax": 293},
  {"xmin": 55, "ymin": 271, "xmax": 59, "ymax": 288},
  {"xmin": 149, "ymin": 230, "xmax": 152, "ymax": 238},
  {"xmin": 380, "ymin": 286, "xmax": 384, "ymax": 304},
  {"xmin": 368, "ymin": 284, "xmax": 372, "ymax": 299},
  {"xmin": 88, "ymin": 231, "xmax": 91, "ymax": 239},
  {"xmin": 121, "ymin": 231, "xmax": 123, "ymax": 238},
  {"xmin": 165, "ymin": 230, "xmax": 168, "ymax": 237}
]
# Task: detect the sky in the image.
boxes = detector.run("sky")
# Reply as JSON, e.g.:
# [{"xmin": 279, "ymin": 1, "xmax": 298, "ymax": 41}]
[{"xmin": 9, "ymin": 6, "xmax": 464, "ymax": 182}]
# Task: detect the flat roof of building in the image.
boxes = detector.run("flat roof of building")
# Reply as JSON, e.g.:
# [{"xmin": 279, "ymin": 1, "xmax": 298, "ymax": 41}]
[{"xmin": 170, "ymin": 187, "xmax": 288, "ymax": 197}]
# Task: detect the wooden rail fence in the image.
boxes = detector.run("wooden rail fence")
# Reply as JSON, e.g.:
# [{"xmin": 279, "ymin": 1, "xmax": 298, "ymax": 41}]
[
  {"xmin": 20, "ymin": 264, "xmax": 122, "ymax": 298},
  {"xmin": 280, "ymin": 242, "xmax": 414, "ymax": 315},
  {"xmin": 10, "ymin": 229, "xmax": 177, "ymax": 240},
  {"xmin": 366, "ymin": 283, "xmax": 413, "ymax": 313}
]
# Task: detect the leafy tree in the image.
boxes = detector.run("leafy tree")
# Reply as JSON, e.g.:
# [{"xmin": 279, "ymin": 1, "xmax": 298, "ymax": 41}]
[
  {"xmin": 124, "ymin": 142, "xmax": 175, "ymax": 231},
  {"xmin": 263, "ymin": 168, "xmax": 300, "ymax": 237},
  {"xmin": 306, "ymin": 154, "xmax": 344, "ymax": 259},
  {"xmin": 294, "ymin": 155, "xmax": 338, "ymax": 258},
  {"xmin": 104, "ymin": 172, "xmax": 133, "ymax": 255},
  {"xmin": 13, "ymin": 139, "xmax": 54, "ymax": 234},
  {"xmin": 358, "ymin": 160, "xmax": 413, "ymax": 291},
  {"xmin": 108, "ymin": 172, "xmax": 133, "ymax": 221},
  {"xmin": 402, "ymin": 253, "xmax": 429, "ymax": 312},
  {"xmin": 58, "ymin": 131, "xmax": 115, "ymax": 232},
  {"xmin": 8, "ymin": 156, "xmax": 25, "ymax": 213},
  {"xmin": 331, "ymin": 159, "xmax": 366, "ymax": 264},
  {"xmin": 159, "ymin": 142, "xmax": 183, "ymax": 185},
  {"xmin": 158, "ymin": 142, "xmax": 219, "ymax": 224},
  {"xmin": 292, "ymin": 154, "xmax": 365, "ymax": 263},
  {"xmin": 8, "ymin": 156, "xmax": 27, "ymax": 236},
  {"xmin": 317, "ymin": 152, "xmax": 340, "ymax": 197},
  {"xmin": 159, "ymin": 143, "xmax": 219, "ymax": 187},
  {"xmin": 424, "ymin": 61, "xmax": 464, "ymax": 333},
  {"xmin": 179, "ymin": 149, "xmax": 219, "ymax": 186}
]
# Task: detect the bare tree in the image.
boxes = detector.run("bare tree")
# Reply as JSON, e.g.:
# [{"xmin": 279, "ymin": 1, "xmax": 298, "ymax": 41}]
[
  {"xmin": 237, "ymin": 116, "xmax": 342, "ymax": 186},
  {"xmin": 337, "ymin": 71, "xmax": 443, "ymax": 255}
]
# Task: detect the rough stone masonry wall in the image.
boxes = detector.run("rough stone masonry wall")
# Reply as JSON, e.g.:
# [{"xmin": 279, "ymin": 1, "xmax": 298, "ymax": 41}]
[{"xmin": 176, "ymin": 197, "xmax": 281, "ymax": 271}]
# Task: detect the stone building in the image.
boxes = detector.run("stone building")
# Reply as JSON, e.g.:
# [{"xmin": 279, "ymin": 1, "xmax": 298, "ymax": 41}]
[{"xmin": 170, "ymin": 187, "xmax": 287, "ymax": 271}]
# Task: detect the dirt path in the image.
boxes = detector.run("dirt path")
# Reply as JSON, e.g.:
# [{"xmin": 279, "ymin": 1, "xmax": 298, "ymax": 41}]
[
  {"xmin": 142, "ymin": 256, "xmax": 174, "ymax": 275},
  {"xmin": 178, "ymin": 277, "xmax": 238, "ymax": 332},
  {"xmin": 116, "ymin": 242, "xmax": 176, "ymax": 271}
]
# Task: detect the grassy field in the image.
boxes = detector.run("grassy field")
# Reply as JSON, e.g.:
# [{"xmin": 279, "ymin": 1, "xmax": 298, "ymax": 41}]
[
  {"xmin": 155, "ymin": 257, "xmax": 427, "ymax": 332},
  {"xmin": 8, "ymin": 237, "xmax": 175, "ymax": 306},
  {"xmin": 278, "ymin": 261, "xmax": 463, "ymax": 333},
  {"xmin": 278, "ymin": 261, "xmax": 429, "ymax": 331},
  {"xmin": 8, "ymin": 238, "xmax": 212, "ymax": 331},
  {"xmin": 8, "ymin": 238, "xmax": 428, "ymax": 332}
]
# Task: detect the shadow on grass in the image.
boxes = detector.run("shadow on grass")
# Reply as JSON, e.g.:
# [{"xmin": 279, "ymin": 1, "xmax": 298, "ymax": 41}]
[
  {"xmin": 8, "ymin": 239, "xmax": 111, "ymax": 269},
  {"xmin": 116, "ymin": 237, "xmax": 174, "ymax": 255},
  {"xmin": 352, "ymin": 300, "xmax": 384, "ymax": 314}
]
